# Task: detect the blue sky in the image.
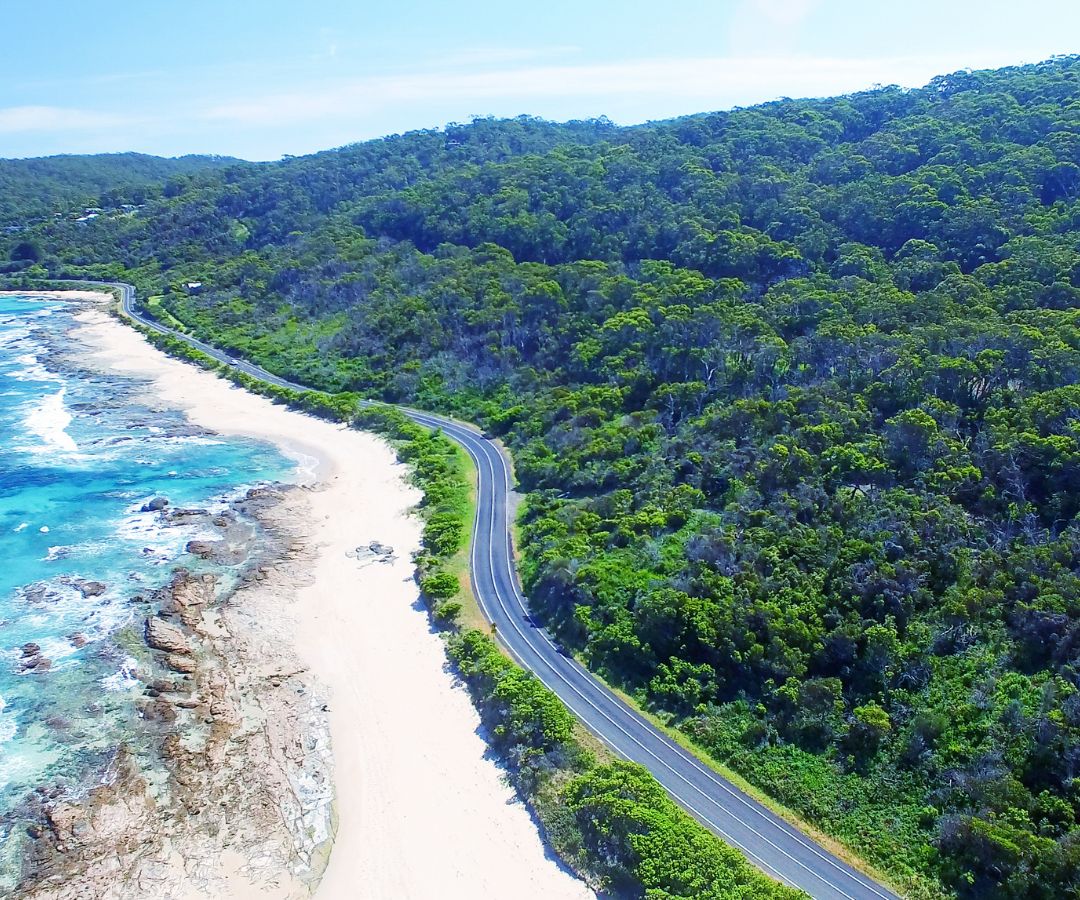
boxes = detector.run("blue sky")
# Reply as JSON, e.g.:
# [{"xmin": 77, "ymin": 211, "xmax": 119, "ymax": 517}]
[{"xmin": 2, "ymin": 0, "xmax": 1078, "ymax": 160}]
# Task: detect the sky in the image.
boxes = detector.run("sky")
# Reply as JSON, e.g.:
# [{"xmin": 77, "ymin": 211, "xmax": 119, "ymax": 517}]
[{"xmin": 2, "ymin": 0, "xmax": 1078, "ymax": 161}]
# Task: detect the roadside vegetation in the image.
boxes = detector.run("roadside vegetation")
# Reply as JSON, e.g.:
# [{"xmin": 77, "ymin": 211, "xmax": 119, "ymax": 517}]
[
  {"xmin": 7, "ymin": 55, "xmax": 1080, "ymax": 896},
  {"xmin": 449, "ymin": 630, "xmax": 804, "ymax": 900}
]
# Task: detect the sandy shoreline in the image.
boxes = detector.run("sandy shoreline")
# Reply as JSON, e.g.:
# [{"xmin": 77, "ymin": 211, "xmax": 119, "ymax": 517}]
[{"xmin": 24, "ymin": 294, "xmax": 593, "ymax": 899}]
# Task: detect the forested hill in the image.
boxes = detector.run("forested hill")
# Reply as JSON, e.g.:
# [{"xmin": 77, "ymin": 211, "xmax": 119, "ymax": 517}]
[
  {"xmin": 10, "ymin": 55, "xmax": 1080, "ymax": 898},
  {"xmin": 0, "ymin": 152, "xmax": 241, "ymax": 226}
]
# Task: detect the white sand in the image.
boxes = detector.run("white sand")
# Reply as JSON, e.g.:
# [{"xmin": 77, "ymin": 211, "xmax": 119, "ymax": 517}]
[{"xmin": 59, "ymin": 301, "xmax": 595, "ymax": 900}]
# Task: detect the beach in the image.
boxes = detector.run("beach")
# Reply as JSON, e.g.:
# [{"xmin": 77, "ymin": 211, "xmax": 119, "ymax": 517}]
[{"xmin": 6, "ymin": 292, "xmax": 593, "ymax": 899}]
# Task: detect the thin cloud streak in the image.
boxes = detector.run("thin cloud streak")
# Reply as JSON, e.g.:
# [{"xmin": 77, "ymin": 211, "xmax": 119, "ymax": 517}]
[
  {"xmin": 0, "ymin": 105, "xmax": 138, "ymax": 134},
  {"xmin": 1, "ymin": 51, "xmax": 1027, "ymax": 158},
  {"xmin": 748, "ymin": 0, "xmax": 821, "ymax": 27},
  {"xmin": 425, "ymin": 45, "xmax": 583, "ymax": 68},
  {"xmin": 202, "ymin": 54, "xmax": 995, "ymax": 129}
]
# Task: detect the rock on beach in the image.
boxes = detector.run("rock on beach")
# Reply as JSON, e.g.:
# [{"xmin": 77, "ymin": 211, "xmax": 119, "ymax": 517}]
[{"xmin": 144, "ymin": 617, "xmax": 192, "ymax": 655}]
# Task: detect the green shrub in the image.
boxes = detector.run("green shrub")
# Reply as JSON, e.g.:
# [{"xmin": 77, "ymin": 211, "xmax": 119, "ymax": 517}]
[
  {"xmin": 433, "ymin": 599, "xmax": 463, "ymax": 625},
  {"xmin": 421, "ymin": 570, "xmax": 460, "ymax": 599}
]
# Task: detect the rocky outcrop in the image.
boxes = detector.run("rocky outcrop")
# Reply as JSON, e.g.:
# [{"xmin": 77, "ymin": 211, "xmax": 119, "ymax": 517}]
[
  {"xmin": 348, "ymin": 540, "xmax": 397, "ymax": 566},
  {"xmin": 159, "ymin": 570, "xmax": 216, "ymax": 627},
  {"xmin": 15, "ymin": 481, "xmax": 329, "ymax": 900},
  {"xmin": 73, "ymin": 579, "xmax": 107, "ymax": 598},
  {"xmin": 19, "ymin": 644, "xmax": 51, "ymax": 674},
  {"xmin": 21, "ymin": 585, "xmax": 48, "ymax": 605},
  {"xmin": 140, "ymin": 496, "xmax": 169, "ymax": 512},
  {"xmin": 184, "ymin": 539, "xmax": 247, "ymax": 565},
  {"xmin": 144, "ymin": 617, "xmax": 191, "ymax": 655},
  {"xmin": 184, "ymin": 540, "xmax": 215, "ymax": 559},
  {"xmin": 18, "ymin": 748, "xmax": 156, "ymax": 892},
  {"xmin": 164, "ymin": 507, "xmax": 209, "ymax": 526},
  {"xmin": 233, "ymin": 485, "xmax": 285, "ymax": 519},
  {"xmin": 164, "ymin": 654, "xmax": 197, "ymax": 674},
  {"xmin": 369, "ymin": 541, "xmax": 394, "ymax": 558}
]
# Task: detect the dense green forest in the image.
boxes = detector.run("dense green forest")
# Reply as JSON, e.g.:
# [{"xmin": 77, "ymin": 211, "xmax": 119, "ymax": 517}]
[
  {"xmin": 0, "ymin": 151, "xmax": 240, "ymax": 227},
  {"xmin": 8, "ymin": 55, "xmax": 1080, "ymax": 898}
]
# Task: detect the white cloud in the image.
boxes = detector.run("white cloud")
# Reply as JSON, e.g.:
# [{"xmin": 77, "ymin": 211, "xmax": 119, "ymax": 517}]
[
  {"xmin": 750, "ymin": 0, "xmax": 819, "ymax": 27},
  {"xmin": 0, "ymin": 105, "xmax": 134, "ymax": 134},
  {"xmin": 427, "ymin": 45, "xmax": 582, "ymax": 68},
  {"xmin": 315, "ymin": 26, "xmax": 339, "ymax": 60},
  {"xmin": 2, "ymin": 50, "xmax": 1022, "ymax": 159},
  {"xmin": 202, "ymin": 54, "xmax": 990, "ymax": 129}
]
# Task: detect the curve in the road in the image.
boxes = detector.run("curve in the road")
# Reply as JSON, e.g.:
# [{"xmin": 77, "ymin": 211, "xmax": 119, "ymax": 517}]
[{"xmin": 92, "ymin": 279, "xmax": 898, "ymax": 900}]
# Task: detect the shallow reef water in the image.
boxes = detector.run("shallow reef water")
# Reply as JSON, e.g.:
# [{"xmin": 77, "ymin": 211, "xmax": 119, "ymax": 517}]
[{"xmin": 0, "ymin": 295, "xmax": 295, "ymax": 884}]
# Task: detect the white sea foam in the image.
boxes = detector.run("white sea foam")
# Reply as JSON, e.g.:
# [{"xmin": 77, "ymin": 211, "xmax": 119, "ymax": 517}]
[
  {"xmin": 101, "ymin": 656, "xmax": 140, "ymax": 692},
  {"xmin": 0, "ymin": 324, "xmax": 31, "ymax": 348},
  {"xmin": 33, "ymin": 635, "xmax": 80, "ymax": 666},
  {"xmin": 280, "ymin": 446, "xmax": 321, "ymax": 485},
  {"xmin": 6, "ymin": 352, "xmax": 60, "ymax": 383},
  {"xmin": 40, "ymin": 538, "xmax": 113, "ymax": 565},
  {"xmin": 16, "ymin": 581, "xmax": 134, "ymax": 659},
  {"xmin": 0, "ymin": 696, "xmax": 15, "ymax": 749},
  {"xmin": 155, "ymin": 435, "xmax": 224, "ymax": 447},
  {"xmin": 12, "ymin": 523, "xmax": 27, "ymax": 533},
  {"xmin": 9, "ymin": 299, "xmax": 60, "ymax": 316},
  {"xmin": 114, "ymin": 508, "xmax": 197, "ymax": 564},
  {"xmin": 23, "ymin": 387, "xmax": 79, "ymax": 453}
]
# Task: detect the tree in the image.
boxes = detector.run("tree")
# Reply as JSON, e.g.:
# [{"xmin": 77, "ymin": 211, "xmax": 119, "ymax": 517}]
[
  {"xmin": 420, "ymin": 570, "xmax": 459, "ymax": 599},
  {"xmin": 11, "ymin": 240, "xmax": 41, "ymax": 263},
  {"xmin": 845, "ymin": 702, "xmax": 893, "ymax": 761}
]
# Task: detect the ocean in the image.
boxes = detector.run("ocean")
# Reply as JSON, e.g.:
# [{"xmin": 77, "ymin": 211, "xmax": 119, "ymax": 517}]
[{"xmin": 0, "ymin": 295, "xmax": 296, "ymax": 885}]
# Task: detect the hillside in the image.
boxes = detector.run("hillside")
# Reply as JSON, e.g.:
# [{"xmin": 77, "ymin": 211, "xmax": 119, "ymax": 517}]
[
  {"xmin": 9, "ymin": 55, "xmax": 1080, "ymax": 898},
  {"xmin": 0, "ymin": 151, "xmax": 243, "ymax": 227}
]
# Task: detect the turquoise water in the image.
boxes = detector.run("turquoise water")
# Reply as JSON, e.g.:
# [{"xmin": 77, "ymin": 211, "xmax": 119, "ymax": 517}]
[{"xmin": 0, "ymin": 295, "xmax": 295, "ymax": 874}]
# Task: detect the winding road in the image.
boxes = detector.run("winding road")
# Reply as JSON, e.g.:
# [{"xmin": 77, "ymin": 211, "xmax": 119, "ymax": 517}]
[{"xmin": 97, "ymin": 280, "xmax": 899, "ymax": 900}]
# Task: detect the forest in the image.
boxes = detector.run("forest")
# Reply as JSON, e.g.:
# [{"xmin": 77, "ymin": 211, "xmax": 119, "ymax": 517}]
[
  {"xmin": 0, "ymin": 151, "xmax": 239, "ymax": 227},
  {"xmin": 7, "ymin": 55, "xmax": 1080, "ymax": 899}
]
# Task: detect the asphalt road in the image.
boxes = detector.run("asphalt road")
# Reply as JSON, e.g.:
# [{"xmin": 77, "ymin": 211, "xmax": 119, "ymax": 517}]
[{"xmin": 98, "ymin": 280, "xmax": 900, "ymax": 900}]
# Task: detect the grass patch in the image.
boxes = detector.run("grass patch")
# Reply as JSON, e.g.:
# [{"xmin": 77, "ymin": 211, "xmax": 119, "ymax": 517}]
[
  {"xmin": 442, "ymin": 441, "xmax": 489, "ymax": 633},
  {"xmin": 143, "ymin": 294, "xmax": 189, "ymax": 332}
]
